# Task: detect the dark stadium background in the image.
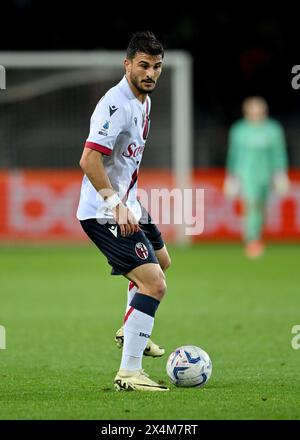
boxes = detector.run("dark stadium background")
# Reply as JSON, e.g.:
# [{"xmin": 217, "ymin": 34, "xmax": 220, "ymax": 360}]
[{"xmin": 1, "ymin": 2, "xmax": 300, "ymax": 166}]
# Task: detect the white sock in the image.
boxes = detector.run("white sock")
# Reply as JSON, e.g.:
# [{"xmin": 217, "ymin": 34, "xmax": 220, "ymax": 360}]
[
  {"xmin": 120, "ymin": 308, "xmax": 154, "ymax": 371},
  {"xmin": 120, "ymin": 293, "xmax": 159, "ymax": 372}
]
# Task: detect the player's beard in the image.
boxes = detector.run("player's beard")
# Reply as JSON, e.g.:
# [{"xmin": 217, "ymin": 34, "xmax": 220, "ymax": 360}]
[{"xmin": 130, "ymin": 73, "xmax": 155, "ymax": 95}]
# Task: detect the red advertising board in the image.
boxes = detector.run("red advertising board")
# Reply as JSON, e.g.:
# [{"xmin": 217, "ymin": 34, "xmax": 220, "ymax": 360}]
[{"xmin": 0, "ymin": 169, "xmax": 300, "ymax": 242}]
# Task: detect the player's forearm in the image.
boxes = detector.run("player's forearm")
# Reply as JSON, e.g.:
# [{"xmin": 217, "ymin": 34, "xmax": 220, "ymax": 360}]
[
  {"xmin": 226, "ymin": 161, "xmax": 236, "ymax": 176},
  {"xmin": 79, "ymin": 148, "xmax": 115, "ymax": 199},
  {"xmin": 273, "ymin": 149, "xmax": 288, "ymax": 173},
  {"xmin": 226, "ymin": 149, "xmax": 238, "ymax": 175}
]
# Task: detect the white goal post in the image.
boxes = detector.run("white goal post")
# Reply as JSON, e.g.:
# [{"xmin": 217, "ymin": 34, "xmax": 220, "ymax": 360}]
[{"xmin": 0, "ymin": 51, "xmax": 193, "ymax": 245}]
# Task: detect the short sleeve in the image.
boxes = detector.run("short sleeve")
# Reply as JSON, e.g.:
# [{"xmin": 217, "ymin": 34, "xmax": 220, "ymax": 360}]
[{"xmin": 85, "ymin": 96, "xmax": 128, "ymax": 155}]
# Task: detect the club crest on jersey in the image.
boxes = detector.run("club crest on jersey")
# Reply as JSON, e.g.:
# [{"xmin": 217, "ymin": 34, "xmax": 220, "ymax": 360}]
[
  {"xmin": 99, "ymin": 119, "xmax": 112, "ymax": 136},
  {"xmin": 135, "ymin": 242, "xmax": 149, "ymax": 260},
  {"xmin": 122, "ymin": 143, "xmax": 145, "ymax": 158}
]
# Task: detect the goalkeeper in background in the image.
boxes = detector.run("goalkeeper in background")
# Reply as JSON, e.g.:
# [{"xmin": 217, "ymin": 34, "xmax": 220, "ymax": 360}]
[{"xmin": 224, "ymin": 96, "xmax": 290, "ymax": 258}]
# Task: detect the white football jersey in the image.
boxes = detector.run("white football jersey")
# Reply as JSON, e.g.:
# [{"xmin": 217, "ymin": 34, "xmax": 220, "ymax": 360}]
[{"xmin": 76, "ymin": 76, "xmax": 151, "ymax": 222}]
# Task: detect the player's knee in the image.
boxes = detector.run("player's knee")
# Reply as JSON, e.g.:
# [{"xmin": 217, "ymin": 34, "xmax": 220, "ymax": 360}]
[
  {"xmin": 155, "ymin": 276, "xmax": 167, "ymax": 299},
  {"xmin": 144, "ymin": 271, "xmax": 167, "ymax": 300},
  {"xmin": 155, "ymin": 271, "xmax": 167, "ymax": 300},
  {"xmin": 162, "ymin": 256, "xmax": 171, "ymax": 272}
]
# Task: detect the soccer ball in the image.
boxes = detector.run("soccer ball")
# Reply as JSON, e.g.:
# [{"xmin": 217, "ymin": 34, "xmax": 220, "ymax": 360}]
[{"xmin": 166, "ymin": 345, "xmax": 212, "ymax": 388}]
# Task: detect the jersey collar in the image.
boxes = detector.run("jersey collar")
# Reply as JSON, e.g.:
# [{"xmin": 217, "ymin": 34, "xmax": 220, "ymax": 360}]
[{"xmin": 119, "ymin": 76, "xmax": 137, "ymax": 100}]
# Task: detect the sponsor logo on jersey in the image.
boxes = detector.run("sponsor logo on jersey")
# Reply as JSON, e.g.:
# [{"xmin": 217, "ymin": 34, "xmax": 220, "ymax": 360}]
[
  {"xmin": 122, "ymin": 143, "xmax": 145, "ymax": 158},
  {"xmin": 135, "ymin": 242, "xmax": 149, "ymax": 260},
  {"xmin": 109, "ymin": 105, "xmax": 118, "ymax": 117}
]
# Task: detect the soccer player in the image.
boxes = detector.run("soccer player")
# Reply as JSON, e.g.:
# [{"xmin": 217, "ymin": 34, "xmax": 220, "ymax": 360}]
[
  {"xmin": 224, "ymin": 96, "xmax": 290, "ymax": 258},
  {"xmin": 76, "ymin": 31, "xmax": 171, "ymax": 391}
]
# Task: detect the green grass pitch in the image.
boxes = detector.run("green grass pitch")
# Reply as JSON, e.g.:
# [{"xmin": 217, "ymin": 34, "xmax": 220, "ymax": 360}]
[{"xmin": 0, "ymin": 243, "xmax": 300, "ymax": 420}]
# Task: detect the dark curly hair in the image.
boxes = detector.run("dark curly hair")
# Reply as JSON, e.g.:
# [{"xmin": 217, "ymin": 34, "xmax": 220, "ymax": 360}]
[{"xmin": 126, "ymin": 31, "xmax": 164, "ymax": 60}]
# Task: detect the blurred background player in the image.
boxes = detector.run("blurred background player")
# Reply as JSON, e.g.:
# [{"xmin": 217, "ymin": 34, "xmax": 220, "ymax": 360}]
[{"xmin": 223, "ymin": 96, "xmax": 290, "ymax": 258}]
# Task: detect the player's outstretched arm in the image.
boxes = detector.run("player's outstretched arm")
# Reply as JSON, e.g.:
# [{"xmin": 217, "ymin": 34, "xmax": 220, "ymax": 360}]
[{"xmin": 79, "ymin": 148, "xmax": 138, "ymax": 236}]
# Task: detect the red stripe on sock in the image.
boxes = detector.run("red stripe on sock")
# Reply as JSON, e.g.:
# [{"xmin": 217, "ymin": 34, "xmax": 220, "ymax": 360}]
[
  {"xmin": 124, "ymin": 306, "xmax": 134, "ymax": 324},
  {"xmin": 128, "ymin": 281, "xmax": 135, "ymax": 291}
]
